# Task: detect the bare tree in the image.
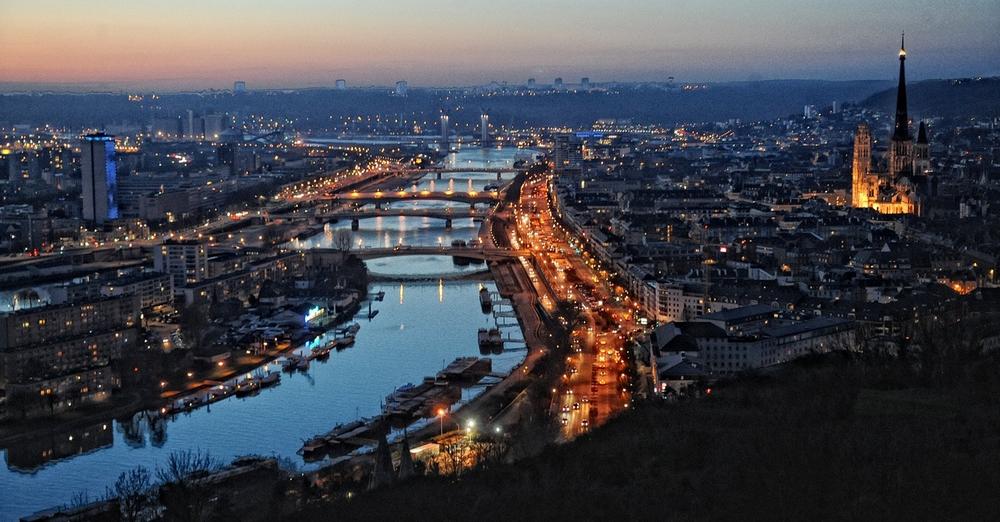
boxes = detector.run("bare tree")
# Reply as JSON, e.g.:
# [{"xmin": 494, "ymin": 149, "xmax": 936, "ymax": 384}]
[
  {"xmin": 156, "ymin": 450, "xmax": 219, "ymax": 522},
  {"xmin": 112, "ymin": 466, "xmax": 155, "ymax": 522},
  {"xmin": 333, "ymin": 229, "xmax": 354, "ymax": 252}
]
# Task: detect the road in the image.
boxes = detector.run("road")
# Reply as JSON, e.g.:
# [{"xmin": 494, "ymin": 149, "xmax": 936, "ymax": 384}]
[{"xmin": 510, "ymin": 172, "xmax": 636, "ymax": 440}]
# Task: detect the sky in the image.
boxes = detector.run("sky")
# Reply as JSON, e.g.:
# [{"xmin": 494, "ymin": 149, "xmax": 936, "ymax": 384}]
[{"xmin": 1, "ymin": 0, "xmax": 998, "ymax": 90}]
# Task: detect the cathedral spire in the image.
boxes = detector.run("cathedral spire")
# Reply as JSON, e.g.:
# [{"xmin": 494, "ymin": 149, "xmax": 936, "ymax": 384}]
[{"xmin": 892, "ymin": 32, "xmax": 910, "ymax": 141}]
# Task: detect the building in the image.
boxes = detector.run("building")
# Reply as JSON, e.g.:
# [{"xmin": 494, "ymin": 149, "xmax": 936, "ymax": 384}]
[
  {"xmin": 154, "ymin": 239, "xmax": 209, "ymax": 292},
  {"xmin": 580, "ymin": 77, "xmax": 591, "ymax": 90},
  {"xmin": 851, "ymin": 36, "xmax": 933, "ymax": 216},
  {"xmin": 202, "ymin": 114, "xmax": 227, "ymax": 142},
  {"xmin": 394, "ymin": 81, "xmax": 408, "ymax": 96},
  {"xmin": 234, "ymin": 80, "xmax": 247, "ymax": 93},
  {"xmin": 554, "ymin": 77, "xmax": 564, "ymax": 90},
  {"xmin": 0, "ymin": 295, "xmax": 140, "ymax": 415},
  {"xmin": 480, "ymin": 112, "xmax": 490, "ymax": 145},
  {"xmin": 80, "ymin": 133, "xmax": 119, "ymax": 225},
  {"xmin": 552, "ymin": 133, "xmax": 582, "ymax": 174},
  {"xmin": 439, "ymin": 113, "xmax": 450, "ymax": 149},
  {"xmin": 335, "ymin": 79, "xmax": 347, "ymax": 90},
  {"xmin": 100, "ymin": 271, "xmax": 173, "ymax": 310},
  {"xmin": 650, "ymin": 312, "xmax": 856, "ymax": 382}
]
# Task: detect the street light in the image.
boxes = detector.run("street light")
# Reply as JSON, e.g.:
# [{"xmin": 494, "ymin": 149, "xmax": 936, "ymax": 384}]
[{"xmin": 436, "ymin": 408, "xmax": 447, "ymax": 436}]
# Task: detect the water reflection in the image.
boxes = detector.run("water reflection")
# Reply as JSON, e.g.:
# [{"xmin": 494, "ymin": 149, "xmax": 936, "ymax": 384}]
[{"xmin": 5, "ymin": 422, "xmax": 113, "ymax": 473}]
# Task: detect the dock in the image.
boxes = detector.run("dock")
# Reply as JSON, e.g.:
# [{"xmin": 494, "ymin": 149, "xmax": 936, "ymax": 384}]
[{"xmin": 436, "ymin": 357, "xmax": 492, "ymax": 382}]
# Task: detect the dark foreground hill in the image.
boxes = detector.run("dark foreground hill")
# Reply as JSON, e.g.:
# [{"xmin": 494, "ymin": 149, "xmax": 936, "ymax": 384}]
[
  {"xmin": 297, "ymin": 353, "xmax": 1000, "ymax": 522},
  {"xmin": 862, "ymin": 77, "xmax": 1000, "ymax": 119}
]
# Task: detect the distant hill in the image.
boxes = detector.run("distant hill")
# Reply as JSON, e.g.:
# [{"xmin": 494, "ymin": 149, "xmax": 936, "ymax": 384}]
[
  {"xmin": 0, "ymin": 80, "xmax": 895, "ymax": 129},
  {"xmin": 861, "ymin": 77, "xmax": 1000, "ymax": 119}
]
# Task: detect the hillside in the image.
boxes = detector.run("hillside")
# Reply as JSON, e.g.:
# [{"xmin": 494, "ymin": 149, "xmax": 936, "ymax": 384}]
[
  {"xmin": 297, "ymin": 353, "xmax": 1000, "ymax": 522},
  {"xmin": 0, "ymin": 80, "xmax": 892, "ymax": 129},
  {"xmin": 862, "ymin": 77, "xmax": 1000, "ymax": 119}
]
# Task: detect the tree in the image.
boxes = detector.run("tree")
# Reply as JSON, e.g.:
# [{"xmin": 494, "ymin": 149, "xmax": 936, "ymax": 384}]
[
  {"xmin": 156, "ymin": 450, "xmax": 219, "ymax": 522},
  {"xmin": 112, "ymin": 466, "xmax": 154, "ymax": 522},
  {"xmin": 332, "ymin": 228, "xmax": 353, "ymax": 252},
  {"xmin": 178, "ymin": 303, "xmax": 210, "ymax": 351}
]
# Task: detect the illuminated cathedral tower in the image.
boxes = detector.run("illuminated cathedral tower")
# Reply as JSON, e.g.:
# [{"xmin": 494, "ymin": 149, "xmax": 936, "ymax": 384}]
[
  {"xmin": 851, "ymin": 122, "xmax": 872, "ymax": 208},
  {"xmin": 850, "ymin": 34, "xmax": 930, "ymax": 216}
]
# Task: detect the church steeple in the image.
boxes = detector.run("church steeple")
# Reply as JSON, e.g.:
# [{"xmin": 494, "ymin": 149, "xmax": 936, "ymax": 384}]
[{"xmin": 892, "ymin": 33, "xmax": 910, "ymax": 141}]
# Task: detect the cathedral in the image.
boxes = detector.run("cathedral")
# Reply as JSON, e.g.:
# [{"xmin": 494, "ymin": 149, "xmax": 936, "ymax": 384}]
[{"xmin": 851, "ymin": 35, "xmax": 932, "ymax": 216}]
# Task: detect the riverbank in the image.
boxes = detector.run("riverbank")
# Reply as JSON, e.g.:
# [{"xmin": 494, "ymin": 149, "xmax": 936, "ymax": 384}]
[{"xmin": 0, "ymin": 298, "xmax": 365, "ymax": 451}]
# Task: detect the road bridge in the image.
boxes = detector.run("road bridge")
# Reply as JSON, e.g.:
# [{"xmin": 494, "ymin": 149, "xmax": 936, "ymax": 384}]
[
  {"xmin": 349, "ymin": 246, "xmax": 529, "ymax": 261},
  {"xmin": 278, "ymin": 207, "xmax": 489, "ymax": 229},
  {"xmin": 324, "ymin": 190, "xmax": 504, "ymax": 206},
  {"xmin": 400, "ymin": 167, "xmax": 521, "ymax": 180}
]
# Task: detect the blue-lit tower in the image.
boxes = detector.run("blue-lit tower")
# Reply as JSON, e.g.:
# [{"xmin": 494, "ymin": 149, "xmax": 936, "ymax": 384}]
[{"xmin": 81, "ymin": 133, "xmax": 119, "ymax": 224}]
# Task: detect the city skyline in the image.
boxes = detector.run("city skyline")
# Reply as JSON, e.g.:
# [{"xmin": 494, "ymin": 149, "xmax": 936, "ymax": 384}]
[{"xmin": 2, "ymin": 0, "xmax": 999, "ymax": 90}]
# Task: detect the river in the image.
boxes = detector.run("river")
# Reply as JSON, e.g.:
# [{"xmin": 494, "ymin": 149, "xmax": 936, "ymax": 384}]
[{"xmin": 0, "ymin": 147, "xmax": 535, "ymax": 520}]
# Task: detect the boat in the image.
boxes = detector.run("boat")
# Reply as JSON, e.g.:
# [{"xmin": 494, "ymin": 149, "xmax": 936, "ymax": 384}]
[
  {"xmin": 479, "ymin": 287, "xmax": 492, "ymax": 313},
  {"xmin": 282, "ymin": 354, "xmax": 309, "ymax": 372},
  {"xmin": 331, "ymin": 334, "xmax": 356, "ymax": 350},
  {"xmin": 234, "ymin": 379, "xmax": 261, "ymax": 397},
  {"xmin": 478, "ymin": 328, "xmax": 503, "ymax": 354},
  {"xmin": 311, "ymin": 344, "xmax": 332, "ymax": 360},
  {"xmin": 299, "ymin": 419, "xmax": 369, "ymax": 460},
  {"xmin": 260, "ymin": 371, "xmax": 281, "ymax": 388}
]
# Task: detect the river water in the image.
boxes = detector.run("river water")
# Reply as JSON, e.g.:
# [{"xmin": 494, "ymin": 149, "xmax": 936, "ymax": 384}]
[{"xmin": 0, "ymin": 147, "xmax": 535, "ymax": 520}]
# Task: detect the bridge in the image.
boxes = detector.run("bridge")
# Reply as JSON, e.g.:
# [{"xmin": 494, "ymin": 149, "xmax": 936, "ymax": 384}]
[
  {"xmin": 278, "ymin": 207, "xmax": 489, "ymax": 228},
  {"xmin": 400, "ymin": 167, "xmax": 521, "ymax": 179},
  {"xmin": 324, "ymin": 190, "xmax": 504, "ymax": 206},
  {"xmin": 351, "ymin": 245, "xmax": 529, "ymax": 261}
]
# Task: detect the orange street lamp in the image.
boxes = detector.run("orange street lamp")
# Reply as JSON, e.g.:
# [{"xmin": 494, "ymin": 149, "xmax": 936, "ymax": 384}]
[{"xmin": 436, "ymin": 407, "xmax": 447, "ymax": 435}]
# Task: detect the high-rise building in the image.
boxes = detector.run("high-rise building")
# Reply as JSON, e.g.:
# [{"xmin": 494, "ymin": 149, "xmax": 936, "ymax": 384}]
[
  {"xmin": 183, "ymin": 110, "xmax": 201, "ymax": 140},
  {"xmin": 526, "ymin": 78, "xmax": 536, "ymax": 89},
  {"xmin": 395, "ymin": 81, "xmax": 408, "ymax": 96},
  {"xmin": 850, "ymin": 35, "xmax": 931, "ymax": 216},
  {"xmin": 554, "ymin": 77, "xmax": 564, "ymax": 90},
  {"xmin": 439, "ymin": 113, "xmax": 450, "ymax": 149},
  {"xmin": 335, "ymin": 79, "xmax": 347, "ymax": 90},
  {"xmin": 553, "ymin": 133, "xmax": 582, "ymax": 174},
  {"xmin": 155, "ymin": 239, "xmax": 209, "ymax": 292},
  {"xmin": 581, "ymin": 77, "xmax": 591, "ymax": 90},
  {"xmin": 202, "ymin": 114, "xmax": 227, "ymax": 142},
  {"xmin": 80, "ymin": 133, "xmax": 119, "ymax": 224},
  {"xmin": 480, "ymin": 112, "xmax": 490, "ymax": 145},
  {"xmin": 234, "ymin": 80, "xmax": 247, "ymax": 93}
]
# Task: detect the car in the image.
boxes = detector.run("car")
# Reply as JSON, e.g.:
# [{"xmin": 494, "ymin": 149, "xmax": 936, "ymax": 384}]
[
  {"xmin": 561, "ymin": 405, "xmax": 570, "ymax": 413},
  {"xmin": 572, "ymin": 402, "xmax": 580, "ymax": 410},
  {"xmin": 581, "ymin": 397, "xmax": 590, "ymax": 404},
  {"xmin": 581, "ymin": 420, "xmax": 590, "ymax": 428},
  {"xmin": 560, "ymin": 416, "xmax": 568, "ymax": 425}
]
